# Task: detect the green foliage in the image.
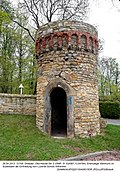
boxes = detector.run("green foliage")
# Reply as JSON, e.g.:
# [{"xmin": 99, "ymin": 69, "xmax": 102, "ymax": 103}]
[
  {"xmin": 98, "ymin": 57, "xmax": 120, "ymax": 97},
  {"xmin": 0, "ymin": 10, "xmax": 10, "ymax": 32},
  {"xmin": 0, "ymin": 114, "xmax": 120, "ymax": 160},
  {"xmin": 99, "ymin": 101, "xmax": 120, "ymax": 119},
  {"xmin": 100, "ymin": 92, "xmax": 120, "ymax": 101},
  {"xmin": 0, "ymin": 21, "xmax": 17, "ymax": 93},
  {"xmin": 0, "ymin": 1, "xmax": 36, "ymax": 95}
]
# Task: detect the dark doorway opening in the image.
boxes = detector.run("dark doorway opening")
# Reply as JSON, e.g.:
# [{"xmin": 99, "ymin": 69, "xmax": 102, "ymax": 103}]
[{"xmin": 50, "ymin": 87, "xmax": 67, "ymax": 137}]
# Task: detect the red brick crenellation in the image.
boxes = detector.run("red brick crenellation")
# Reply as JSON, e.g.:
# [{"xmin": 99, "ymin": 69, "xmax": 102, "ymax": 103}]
[{"xmin": 35, "ymin": 30, "xmax": 98, "ymax": 56}]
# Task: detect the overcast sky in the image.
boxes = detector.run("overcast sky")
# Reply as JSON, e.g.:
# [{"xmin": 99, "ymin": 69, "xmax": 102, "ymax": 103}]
[{"xmin": 87, "ymin": 0, "xmax": 120, "ymax": 64}]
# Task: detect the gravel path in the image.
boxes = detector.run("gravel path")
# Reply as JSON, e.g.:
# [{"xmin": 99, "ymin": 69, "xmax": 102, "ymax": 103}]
[
  {"xmin": 107, "ymin": 119, "xmax": 120, "ymax": 126},
  {"xmin": 80, "ymin": 151, "xmax": 120, "ymax": 161},
  {"xmin": 62, "ymin": 151, "xmax": 120, "ymax": 161}
]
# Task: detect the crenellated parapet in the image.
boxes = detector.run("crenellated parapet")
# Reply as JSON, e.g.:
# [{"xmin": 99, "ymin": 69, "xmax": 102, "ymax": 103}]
[{"xmin": 35, "ymin": 20, "xmax": 98, "ymax": 58}]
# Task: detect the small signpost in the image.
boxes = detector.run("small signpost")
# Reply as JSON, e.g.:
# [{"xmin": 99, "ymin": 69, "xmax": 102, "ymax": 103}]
[{"xmin": 19, "ymin": 84, "xmax": 24, "ymax": 94}]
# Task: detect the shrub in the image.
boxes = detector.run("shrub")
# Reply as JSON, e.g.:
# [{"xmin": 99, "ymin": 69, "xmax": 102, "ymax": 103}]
[
  {"xmin": 99, "ymin": 93, "xmax": 120, "ymax": 102},
  {"xmin": 99, "ymin": 101, "xmax": 120, "ymax": 119}
]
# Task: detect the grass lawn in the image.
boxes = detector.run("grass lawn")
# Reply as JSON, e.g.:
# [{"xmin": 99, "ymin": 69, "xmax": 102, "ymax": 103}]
[{"xmin": 0, "ymin": 114, "xmax": 120, "ymax": 160}]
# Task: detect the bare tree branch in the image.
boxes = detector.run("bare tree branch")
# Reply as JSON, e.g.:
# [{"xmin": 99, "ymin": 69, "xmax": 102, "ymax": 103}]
[
  {"xmin": 12, "ymin": 20, "xmax": 35, "ymax": 42},
  {"xmin": 21, "ymin": 0, "xmax": 89, "ymax": 27},
  {"xmin": 111, "ymin": 0, "xmax": 120, "ymax": 12}
]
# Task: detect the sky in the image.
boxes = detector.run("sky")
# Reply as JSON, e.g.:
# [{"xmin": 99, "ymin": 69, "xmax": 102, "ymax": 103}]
[{"xmin": 87, "ymin": 0, "xmax": 120, "ymax": 64}]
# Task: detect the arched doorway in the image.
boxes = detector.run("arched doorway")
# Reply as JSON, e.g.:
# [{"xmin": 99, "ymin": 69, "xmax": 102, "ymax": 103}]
[{"xmin": 50, "ymin": 87, "xmax": 67, "ymax": 136}]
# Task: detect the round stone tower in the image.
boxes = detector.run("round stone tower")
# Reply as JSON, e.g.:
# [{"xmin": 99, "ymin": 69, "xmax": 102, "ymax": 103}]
[{"xmin": 35, "ymin": 20, "xmax": 100, "ymax": 138}]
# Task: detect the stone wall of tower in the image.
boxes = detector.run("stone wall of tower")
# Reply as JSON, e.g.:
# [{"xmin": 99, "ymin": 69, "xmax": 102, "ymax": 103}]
[{"xmin": 35, "ymin": 20, "xmax": 100, "ymax": 138}]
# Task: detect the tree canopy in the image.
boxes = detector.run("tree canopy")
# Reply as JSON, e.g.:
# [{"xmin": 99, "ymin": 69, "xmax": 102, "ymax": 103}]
[{"xmin": 1, "ymin": 0, "xmax": 89, "ymax": 41}]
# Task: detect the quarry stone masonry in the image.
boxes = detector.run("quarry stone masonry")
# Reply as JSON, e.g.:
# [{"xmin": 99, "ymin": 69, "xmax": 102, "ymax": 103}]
[
  {"xmin": 35, "ymin": 20, "xmax": 100, "ymax": 138},
  {"xmin": 0, "ymin": 94, "xmax": 36, "ymax": 115}
]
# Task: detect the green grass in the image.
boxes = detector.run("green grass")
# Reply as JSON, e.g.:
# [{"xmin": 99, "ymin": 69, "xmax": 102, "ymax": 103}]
[{"xmin": 0, "ymin": 114, "xmax": 120, "ymax": 160}]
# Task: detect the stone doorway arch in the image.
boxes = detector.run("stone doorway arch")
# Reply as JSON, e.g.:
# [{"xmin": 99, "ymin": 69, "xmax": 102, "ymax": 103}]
[{"xmin": 44, "ymin": 79, "xmax": 75, "ymax": 138}]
